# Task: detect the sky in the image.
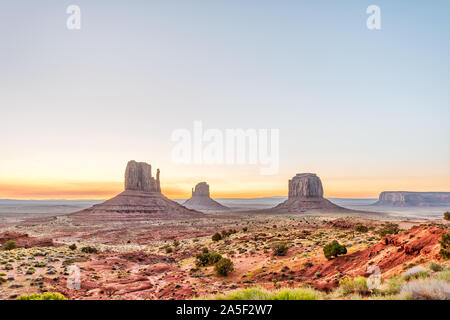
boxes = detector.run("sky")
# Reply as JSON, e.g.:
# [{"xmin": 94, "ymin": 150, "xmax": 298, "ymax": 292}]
[{"xmin": 1, "ymin": 0, "xmax": 449, "ymax": 199}]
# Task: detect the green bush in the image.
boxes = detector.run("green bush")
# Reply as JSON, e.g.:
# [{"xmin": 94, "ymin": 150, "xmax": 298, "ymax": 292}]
[
  {"xmin": 323, "ymin": 241, "xmax": 347, "ymax": 260},
  {"xmin": 81, "ymin": 246, "xmax": 98, "ymax": 254},
  {"xmin": 209, "ymin": 287, "xmax": 322, "ymax": 300},
  {"xmin": 429, "ymin": 261, "xmax": 444, "ymax": 272},
  {"xmin": 376, "ymin": 222, "xmax": 400, "ymax": 237},
  {"xmin": 214, "ymin": 258, "xmax": 234, "ymax": 276},
  {"xmin": 339, "ymin": 276, "xmax": 369, "ymax": 295},
  {"xmin": 354, "ymin": 225, "xmax": 369, "ymax": 233},
  {"xmin": 212, "ymin": 233, "xmax": 222, "ymax": 242},
  {"xmin": 68, "ymin": 244, "xmax": 77, "ymax": 251},
  {"xmin": 3, "ymin": 240, "xmax": 17, "ymax": 251},
  {"xmin": 195, "ymin": 248, "xmax": 223, "ymax": 267},
  {"xmin": 439, "ymin": 232, "xmax": 449, "ymax": 260},
  {"xmin": 208, "ymin": 252, "xmax": 223, "ymax": 264},
  {"xmin": 272, "ymin": 242, "xmax": 289, "ymax": 256},
  {"xmin": 444, "ymin": 211, "xmax": 450, "ymax": 221},
  {"xmin": 18, "ymin": 292, "xmax": 67, "ymax": 300}
]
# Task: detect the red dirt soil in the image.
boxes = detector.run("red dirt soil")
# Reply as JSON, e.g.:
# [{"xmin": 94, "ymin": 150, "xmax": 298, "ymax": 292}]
[{"xmin": 0, "ymin": 231, "xmax": 55, "ymax": 248}]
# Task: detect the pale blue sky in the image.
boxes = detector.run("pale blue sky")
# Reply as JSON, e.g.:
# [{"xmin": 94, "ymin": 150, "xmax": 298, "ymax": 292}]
[{"xmin": 0, "ymin": 1, "xmax": 449, "ymax": 198}]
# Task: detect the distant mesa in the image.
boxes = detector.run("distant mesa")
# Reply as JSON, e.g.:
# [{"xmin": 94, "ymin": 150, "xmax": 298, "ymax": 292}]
[
  {"xmin": 71, "ymin": 160, "xmax": 203, "ymax": 220},
  {"xmin": 373, "ymin": 191, "xmax": 450, "ymax": 207},
  {"xmin": 183, "ymin": 182, "xmax": 230, "ymax": 211},
  {"xmin": 265, "ymin": 173, "xmax": 354, "ymax": 213}
]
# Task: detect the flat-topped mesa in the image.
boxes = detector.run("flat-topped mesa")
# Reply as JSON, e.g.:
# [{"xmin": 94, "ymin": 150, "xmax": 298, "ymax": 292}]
[
  {"xmin": 374, "ymin": 191, "xmax": 450, "ymax": 207},
  {"xmin": 288, "ymin": 173, "xmax": 323, "ymax": 198},
  {"xmin": 125, "ymin": 160, "xmax": 161, "ymax": 193},
  {"xmin": 183, "ymin": 182, "xmax": 230, "ymax": 211}
]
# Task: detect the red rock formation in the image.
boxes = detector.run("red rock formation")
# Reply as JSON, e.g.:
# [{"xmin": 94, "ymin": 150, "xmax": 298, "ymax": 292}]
[
  {"xmin": 301, "ymin": 225, "xmax": 446, "ymax": 291},
  {"xmin": 71, "ymin": 161, "xmax": 203, "ymax": 221},
  {"xmin": 124, "ymin": 160, "xmax": 160, "ymax": 192},
  {"xmin": 267, "ymin": 173, "xmax": 355, "ymax": 213}
]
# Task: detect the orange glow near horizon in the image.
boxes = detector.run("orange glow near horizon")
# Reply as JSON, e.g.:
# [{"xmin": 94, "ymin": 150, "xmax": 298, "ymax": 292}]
[{"xmin": 1, "ymin": 175, "xmax": 450, "ymax": 200}]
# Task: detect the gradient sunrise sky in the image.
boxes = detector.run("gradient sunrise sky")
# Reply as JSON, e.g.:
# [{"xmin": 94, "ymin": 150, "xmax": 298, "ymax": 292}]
[{"xmin": 1, "ymin": 1, "xmax": 449, "ymax": 200}]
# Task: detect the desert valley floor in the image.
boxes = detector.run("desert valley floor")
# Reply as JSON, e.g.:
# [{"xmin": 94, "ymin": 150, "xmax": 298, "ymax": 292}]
[{"xmin": 0, "ymin": 200, "xmax": 449, "ymax": 300}]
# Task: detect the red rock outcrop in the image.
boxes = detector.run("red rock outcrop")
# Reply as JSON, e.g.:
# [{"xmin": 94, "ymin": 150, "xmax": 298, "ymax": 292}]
[{"xmin": 300, "ymin": 225, "xmax": 446, "ymax": 291}]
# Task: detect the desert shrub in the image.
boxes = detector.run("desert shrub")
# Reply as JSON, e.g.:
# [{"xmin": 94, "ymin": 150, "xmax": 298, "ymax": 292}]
[
  {"xmin": 401, "ymin": 279, "xmax": 450, "ymax": 300},
  {"xmin": 3, "ymin": 240, "xmax": 17, "ymax": 251},
  {"xmin": 210, "ymin": 287, "xmax": 322, "ymax": 300},
  {"xmin": 381, "ymin": 277, "xmax": 403, "ymax": 296},
  {"xmin": 242, "ymin": 227, "xmax": 248, "ymax": 232},
  {"xmin": 173, "ymin": 240, "xmax": 180, "ymax": 247},
  {"xmin": 354, "ymin": 225, "xmax": 369, "ymax": 233},
  {"xmin": 81, "ymin": 246, "xmax": 98, "ymax": 254},
  {"xmin": 215, "ymin": 258, "xmax": 234, "ymax": 276},
  {"xmin": 439, "ymin": 232, "xmax": 450, "ymax": 260},
  {"xmin": 26, "ymin": 267, "xmax": 35, "ymax": 274},
  {"xmin": 437, "ymin": 269, "xmax": 450, "ymax": 281},
  {"xmin": 212, "ymin": 233, "xmax": 222, "ymax": 242},
  {"xmin": 17, "ymin": 292, "xmax": 67, "ymax": 300},
  {"xmin": 195, "ymin": 251, "xmax": 211, "ymax": 267},
  {"xmin": 165, "ymin": 247, "xmax": 173, "ymax": 254},
  {"xmin": 376, "ymin": 222, "xmax": 400, "ymax": 237},
  {"xmin": 208, "ymin": 252, "xmax": 222, "ymax": 264},
  {"xmin": 429, "ymin": 261, "xmax": 444, "ymax": 272},
  {"xmin": 402, "ymin": 266, "xmax": 429, "ymax": 281},
  {"xmin": 195, "ymin": 249, "xmax": 223, "ymax": 267},
  {"xmin": 323, "ymin": 241, "xmax": 347, "ymax": 260},
  {"xmin": 68, "ymin": 244, "xmax": 77, "ymax": 251},
  {"xmin": 272, "ymin": 242, "xmax": 289, "ymax": 256},
  {"xmin": 339, "ymin": 276, "xmax": 369, "ymax": 295},
  {"xmin": 444, "ymin": 211, "xmax": 450, "ymax": 221}
]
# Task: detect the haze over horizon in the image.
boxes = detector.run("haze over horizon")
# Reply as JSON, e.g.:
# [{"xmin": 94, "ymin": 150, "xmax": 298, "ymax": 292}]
[{"xmin": 1, "ymin": 1, "xmax": 449, "ymax": 200}]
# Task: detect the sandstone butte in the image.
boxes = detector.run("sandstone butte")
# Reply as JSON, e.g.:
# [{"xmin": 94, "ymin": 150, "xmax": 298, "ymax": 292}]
[
  {"xmin": 264, "ymin": 173, "xmax": 356, "ymax": 213},
  {"xmin": 71, "ymin": 160, "xmax": 203, "ymax": 221},
  {"xmin": 182, "ymin": 182, "xmax": 230, "ymax": 211}
]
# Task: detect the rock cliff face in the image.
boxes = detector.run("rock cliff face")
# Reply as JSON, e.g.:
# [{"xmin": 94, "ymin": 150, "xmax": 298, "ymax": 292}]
[
  {"xmin": 192, "ymin": 182, "xmax": 210, "ymax": 197},
  {"xmin": 183, "ymin": 182, "xmax": 230, "ymax": 211},
  {"xmin": 266, "ymin": 173, "xmax": 354, "ymax": 213},
  {"xmin": 288, "ymin": 173, "xmax": 324, "ymax": 198},
  {"xmin": 72, "ymin": 161, "xmax": 202, "ymax": 221},
  {"xmin": 374, "ymin": 192, "xmax": 450, "ymax": 207},
  {"xmin": 125, "ymin": 161, "xmax": 160, "ymax": 193}
]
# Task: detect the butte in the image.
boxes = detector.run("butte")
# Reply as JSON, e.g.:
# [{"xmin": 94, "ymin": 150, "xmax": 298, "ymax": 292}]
[
  {"xmin": 182, "ymin": 182, "xmax": 230, "ymax": 212},
  {"xmin": 263, "ymin": 173, "xmax": 355, "ymax": 213},
  {"xmin": 71, "ymin": 161, "xmax": 203, "ymax": 221}
]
